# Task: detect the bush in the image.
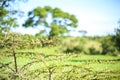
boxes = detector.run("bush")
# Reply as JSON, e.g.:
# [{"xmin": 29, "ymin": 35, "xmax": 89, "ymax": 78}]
[
  {"xmin": 83, "ymin": 40, "xmax": 102, "ymax": 55},
  {"xmin": 100, "ymin": 35, "xmax": 119, "ymax": 56},
  {"xmin": 64, "ymin": 45, "xmax": 83, "ymax": 54},
  {"xmin": 61, "ymin": 37, "xmax": 85, "ymax": 54},
  {"xmin": 88, "ymin": 47, "xmax": 101, "ymax": 55}
]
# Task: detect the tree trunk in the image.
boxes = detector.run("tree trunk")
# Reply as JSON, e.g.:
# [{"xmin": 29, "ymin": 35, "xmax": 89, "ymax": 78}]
[
  {"xmin": 49, "ymin": 69, "xmax": 52, "ymax": 80},
  {"xmin": 13, "ymin": 49, "xmax": 18, "ymax": 73}
]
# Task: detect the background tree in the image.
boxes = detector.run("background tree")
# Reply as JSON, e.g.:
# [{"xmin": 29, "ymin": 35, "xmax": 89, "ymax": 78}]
[
  {"xmin": 0, "ymin": 7, "xmax": 18, "ymax": 33},
  {"xmin": 23, "ymin": 6, "xmax": 78, "ymax": 39},
  {"xmin": 0, "ymin": 0, "xmax": 27, "ymax": 34},
  {"xmin": 114, "ymin": 19, "xmax": 120, "ymax": 51},
  {"xmin": 0, "ymin": 6, "xmax": 18, "ymax": 50},
  {"xmin": 100, "ymin": 35, "xmax": 117, "ymax": 55}
]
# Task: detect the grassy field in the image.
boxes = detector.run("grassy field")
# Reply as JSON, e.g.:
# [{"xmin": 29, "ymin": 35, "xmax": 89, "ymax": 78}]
[{"xmin": 0, "ymin": 47, "xmax": 120, "ymax": 80}]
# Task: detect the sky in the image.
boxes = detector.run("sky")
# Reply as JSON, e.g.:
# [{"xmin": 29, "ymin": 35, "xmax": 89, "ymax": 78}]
[{"xmin": 13, "ymin": 0, "xmax": 120, "ymax": 36}]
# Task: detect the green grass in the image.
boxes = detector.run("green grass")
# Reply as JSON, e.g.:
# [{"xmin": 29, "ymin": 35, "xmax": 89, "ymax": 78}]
[
  {"xmin": 67, "ymin": 55, "xmax": 120, "ymax": 71},
  {"xmin": 1, "ymin": 53, "xmax": 120, "ymax": 71},
  {"xmin": 17, "ymin": 47, "xmax": 59, "ymax": 55},
  {"xmin": 0, "ymin": 49, "xmax": 120, "ymax": 79}
]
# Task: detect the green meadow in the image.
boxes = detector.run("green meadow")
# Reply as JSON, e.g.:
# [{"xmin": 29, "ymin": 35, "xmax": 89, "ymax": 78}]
[{"xmin": 0, "ymin": 46, "xmax": 120, "ymax": 80}]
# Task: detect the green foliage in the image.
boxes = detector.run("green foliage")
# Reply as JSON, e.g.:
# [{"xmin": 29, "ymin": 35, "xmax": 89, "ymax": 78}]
[
  {"xmin": 49, "ymin": 23, "xmax": 60, "ymax": 37},
  {"xmin": 23, "ymin": 6, "xmax": 78, "ymax": 38},
  {"xmin": 0, "ymin": 7, "xmax": 19, "ymax": 34},
  {"xmin": 1, "ymin": 33, "xmax": 119, "ymax": 56},
  {"xmin": 88, "ymin": 47, "xmax": 101, "ymax": 55},
  {"xmin": 83, "ymin": 39, "xmax": 102, "ymax": 55},
  {"xmin": 44, "ymin": 6, "xmax": 52, "ymax": 11},
  {"xmin": 100, "ymin": 35, "xmax": 118, "ymax": 56},
  {"xmin": 61, "ymin": 37, "xmax": 103, "ymax": 55},
  {"xmin": 64, "ymin": 45, "xmax": 83, "ymax": 54},
  {"xmin": 52, "ymin": 8, "xmax": 63, "ymax": 17},
  {"xmin": 22, "ymin": 18, "xmax": 34, "ymax": 27},
  {"xmin": 34, "ymin": 7, "xmax": 47, "ymax": 18},
  {"xmin": 49, "ymin": 24, "xmax": 68, "ymax": 38},
  {"xmin": 35, "ymin": 30, "xmax": 45, "ymax": 37},
  {"xmin": 0, "ymin": 34, "xmax": 5, "ymax": 48},
  {"xmin": 114, "ymin": 20, "xmax": 120, "ymax": 51},
  {"xmin": 0, "ymin": 7, "xmax": 8, "ymax": 18}
]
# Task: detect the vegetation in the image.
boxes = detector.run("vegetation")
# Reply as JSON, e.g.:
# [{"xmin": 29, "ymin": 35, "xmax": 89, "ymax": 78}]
[
  {"xmin": 0, "ymin": 0, "xmax": 120, "ymax": 80},
  {"xmin": 114, "ymin": 19, "xmax": 120, "ymax": 51},
  {"xmin": 0, "ymin": 47, "xmax": 120, "ymax": 80},
  {"xmin": 23, "ymin": 6, "xmax": 78, "ymax": 38},
  {"xmin": 0, "ymin": 35, "xmax": 120, "ymax": 79}
]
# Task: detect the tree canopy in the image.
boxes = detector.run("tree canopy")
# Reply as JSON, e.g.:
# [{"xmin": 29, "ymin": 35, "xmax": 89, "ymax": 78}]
[
  {"xmin": 0, "ymin": 0, "xmax": 28, "ymax": 34},
  {"xmin": 0, "ymin": 6, "xmax": 18, "ymax": 34},
  {"xmin": 23, "ymin": 6, "xmax": 78, "ymax": 38},
  {"xmin": 0, "ymin": 0, "xmax": 78, "ymax": 38}
]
